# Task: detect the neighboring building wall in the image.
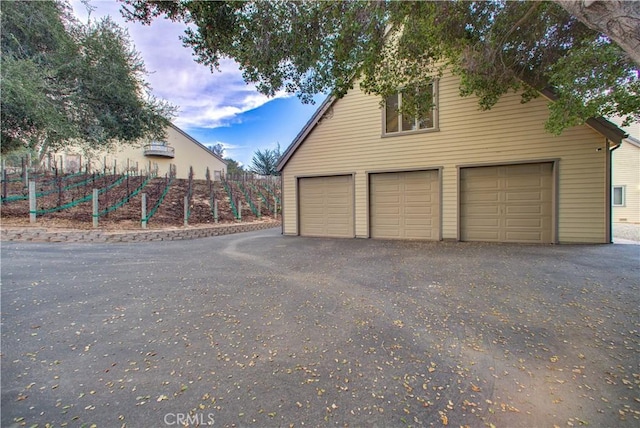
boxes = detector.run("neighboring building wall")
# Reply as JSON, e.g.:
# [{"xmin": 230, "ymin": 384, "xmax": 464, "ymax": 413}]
[
  {"xmin": 282, "ymin": 73, "xmax": 610, "ymax": 243},
  {"xmin": 612, "ymin": 139, "xmax": 640, "ymax": 224},
  {"xmin": 50, "ymin": 124, "xmax": 226, "ymax": 180}
]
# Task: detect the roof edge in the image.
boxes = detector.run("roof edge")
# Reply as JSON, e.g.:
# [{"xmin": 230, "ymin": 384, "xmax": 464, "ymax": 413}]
[
  {"xmin": 625, "ymin": 135, "xmax": 640, "ymax": 148},
  {"xmin": 277, "ymin": 95, "xmax": 335, "ymax": 172},
  {"xmin": 539, "ymin": 87, "xmax": 627, "ymax": 144},
  {"xmin": 585, "ymin": 117, "xmax": 628, "ymax": 144},
  {"xmin": 168, "ymin": 122, "xmax": 228, "ymax": 165}
]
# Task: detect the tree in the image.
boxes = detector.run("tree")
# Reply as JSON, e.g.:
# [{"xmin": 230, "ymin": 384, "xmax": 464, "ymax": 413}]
[
  {"xmin": 209, "ymin": 143, "xmax": 225, "ymax": 157},
  {"xmin": 224, "ymin": 158, "xmax": 244, "ymax": 176},
  {"xmin": 121, "ymin": 0, "xmax": 638, "ymax": 133},
  {"xmin": 250, "ymin": 144, "xmax": 281, "ymax": 176},
  {"xmin": 555, "ymin": 0, "xmax": 640, "ymax": 65},
  {"xmin": 1, "ymin": 0, "xmax": 175, "ymax": 156}
]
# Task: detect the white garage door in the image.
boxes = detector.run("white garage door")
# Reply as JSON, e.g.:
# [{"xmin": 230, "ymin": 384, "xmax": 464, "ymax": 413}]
[
  {"xmin": 299, "ymin": 175, "xmax": 354, "ymax": 238},
  {"xmin": 370, "ymin": 170, "xmax": 440, "ymax": 240},
  {"xmin": 460, "ymin": 163, "xmax": 553, "ymax": 243}
]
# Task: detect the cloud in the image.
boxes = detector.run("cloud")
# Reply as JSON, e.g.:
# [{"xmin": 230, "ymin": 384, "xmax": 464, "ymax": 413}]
[{"xmin": 70, "ymin": 0, "xmax": 288, "ymax": 130}]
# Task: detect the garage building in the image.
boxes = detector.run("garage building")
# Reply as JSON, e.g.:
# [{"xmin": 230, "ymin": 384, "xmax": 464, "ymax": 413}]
[{"xmin": 277, "ymin": 72, "xmax": 626, "ymax": 244}]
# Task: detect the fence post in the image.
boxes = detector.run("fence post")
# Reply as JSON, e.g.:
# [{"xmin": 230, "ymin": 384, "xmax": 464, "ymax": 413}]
[
  {"xmin": 21, "ymin": 156, "xmax": 26, "ymax": 185},
  {"xmin": 141, "ymin": 193, "xmax": 147, "ymax": 229},
  {"xmin": 214, "ymin": 199, "xmax": 218, "ymax": 223},
  {"xmin": 274, "ymin": 196, "xmax": 278, "ymax": 218},
  {"xmin": 92, "ymin": 189, "xmax": 99, "ymax": 228},
  {"xmin": 29, "ymin": 180, "xmax": 36, "ymax": 223},
  {"xmin": 237, "ymin": 199, "xmax": 242, "ymax": 221},
  {"xmin": 258, "ymin": 198, "xmax": 262, "ymax": 219},
  {"xmin": 184, "ymin": 195, "xmax": 188, "ymax": 227},
  {"xmin": 1, "ymin": 163, "xmax": 7, "ymax": 202}
]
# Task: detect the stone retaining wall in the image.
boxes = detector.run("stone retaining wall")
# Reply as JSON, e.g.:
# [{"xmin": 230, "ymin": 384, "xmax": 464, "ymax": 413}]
[{"xmin": 0, "ymin": 221, "xmax": 281, "ymax": 243}]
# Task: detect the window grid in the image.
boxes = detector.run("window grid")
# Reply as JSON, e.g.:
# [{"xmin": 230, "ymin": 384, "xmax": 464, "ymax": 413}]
[{"xmin": 384, "ymin": 82, "xmax": 437, "ymax": 135}]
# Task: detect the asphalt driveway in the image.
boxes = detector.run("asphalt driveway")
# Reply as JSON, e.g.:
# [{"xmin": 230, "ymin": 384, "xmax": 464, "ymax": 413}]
[{"xmin": 2, "ymin": 229, "xmax": 639, "ymax": 427}]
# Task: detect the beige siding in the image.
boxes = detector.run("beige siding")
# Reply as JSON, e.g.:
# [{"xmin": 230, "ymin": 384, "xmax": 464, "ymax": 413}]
[
  {"xmin": 54, "ymin": 125, "xmax": 226, "ymax": 180},
  {"xmin": 282, "ymin": 73, "xmax": 609, "ymax": 243},
  {"xmin": 612, "ymin": 140, "xmax": 640, "ymax": 223}
]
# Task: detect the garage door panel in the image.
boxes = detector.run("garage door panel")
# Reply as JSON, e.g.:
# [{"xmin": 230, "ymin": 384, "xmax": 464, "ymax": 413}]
[
  {"xmin": 461, "ymin": 163, "xmax": 553, "ymax": 243},
  {"xmin": 505, "ymin": 204, "xmax": 546, "ymax": 215},
  {"xmin": 374, "ymin": 194, "xmax": 402, "ymax": 203},
  {"xmin": 376, "ymin": 217, "xmax": 401, "ymax": 226},
  {"xmin": 299, "ymin": 176, "xmax": 354, "ymax": 238},
  {"xmin": 505, "ymin": 231, "xmax": 545, "ymax": 242},
  {"xmin": 505, "ymin": 218, "xmax": 544, "ymax": 227},
  {"xmin": 405, "ymin": 206, "xmax": 433, "ymax": 215},
  {"xmin": 466, "ymin": 230, "xmax": 501, "ymax": 241},
  {"xmin": 505, "ymin": 191, "xmax": 545, "ymax": 202},
  {"xmin": 404, "ymin": 192, "xmax": 431, "ymax": 202},
  {"xmin": 370, "ymin": 170, "xmax": 440, "ymax": 240},
  {"xmin": 464, "ymin": 191, "xmax": 501, "ymax": 203},
  {"xmin": 406, "ymin": 217, "xmax": 435, "ymax": 226},
  {"xmin": 466, "ymin": 218, "xmax": 500, "ymax": 227},
  {"xmin": 505, "ymin": 176, "xmax": 547, "ymax": 188},
  {"xmin": 462, "ymin": 181, "xmax": 501, "ymax": 191},
  {"xmin": 462, "ymin": 205, "xmax": 500, "ymax": 216},
  {"xmin": 376, "ymin": 207, "xmax": 401, "ymax": 216}
]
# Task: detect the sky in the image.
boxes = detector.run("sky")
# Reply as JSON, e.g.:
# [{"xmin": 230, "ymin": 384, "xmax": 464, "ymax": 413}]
[{"xmin": 70, "ymin": 0, "xmax": 322, "ymax": 167}]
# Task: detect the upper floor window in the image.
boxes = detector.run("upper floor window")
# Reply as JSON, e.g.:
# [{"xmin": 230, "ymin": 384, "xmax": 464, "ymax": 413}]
[{"xmin": 384, "ymin": 81, "xmax": 438, "ymax": 135}]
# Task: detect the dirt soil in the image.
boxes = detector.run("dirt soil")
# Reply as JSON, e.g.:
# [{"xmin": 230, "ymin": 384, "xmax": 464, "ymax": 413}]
[{"xmin": 1, "ymin": 174, "xmax": 279, "ymax": 230}]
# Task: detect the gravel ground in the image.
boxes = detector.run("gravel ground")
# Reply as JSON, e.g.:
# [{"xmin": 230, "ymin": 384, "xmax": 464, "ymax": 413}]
[
  {"xmin": 2, "ymin": 230, "xmax": 639, "ymax": 428},
  {"xmin": 613, "ymin": 222, "xmax": 640, "ymax": 242}
]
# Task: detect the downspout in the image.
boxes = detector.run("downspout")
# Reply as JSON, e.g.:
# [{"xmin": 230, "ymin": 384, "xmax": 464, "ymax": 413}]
[{"xmin": 608, "ymin": 141, "xmax": 622, "ymax": 243}]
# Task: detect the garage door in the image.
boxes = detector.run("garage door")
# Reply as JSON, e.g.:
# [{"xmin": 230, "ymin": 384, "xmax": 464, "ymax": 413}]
[
  {"xmin": 460, "ymin": 163, "xmax": 553, "ymax": 243},
  {"xmin": 299, "ymin": 175, "xmax": 354, "ymax": 237},
  {"xmin": 370, "ymin": 170, "xmax": 440, "ymax": 240}
]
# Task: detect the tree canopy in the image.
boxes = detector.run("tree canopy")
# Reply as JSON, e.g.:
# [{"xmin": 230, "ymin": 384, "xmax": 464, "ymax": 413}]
[
  {"xmin": 121, "ymin": 0, "xmax": 638, "ymax": 134},
  {"xmin": 1, "ymin": 0, "xmax": 175, "ymax": 156},
  {"xmin": 209, "ymin": 143, "xmax": 225, "ymax": 157},
  {"xmin": 250, "ymin": 144, "xmax": 281, "ymax": 176}
]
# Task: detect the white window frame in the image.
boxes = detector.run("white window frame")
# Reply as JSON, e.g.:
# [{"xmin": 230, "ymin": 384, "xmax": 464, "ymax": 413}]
[
  {"xmin": 612, "ymin": 185, "xmax": 626, "ymax": 207},
  {"xmin": 383, "ymin": 80, "xmax": 439, "ymax": 136}
]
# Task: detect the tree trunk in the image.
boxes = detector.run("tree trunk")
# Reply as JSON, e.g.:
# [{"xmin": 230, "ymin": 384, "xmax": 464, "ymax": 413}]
[{"xmin": 555, "ymin": 0, "xmax": 640, "ymax": 65}]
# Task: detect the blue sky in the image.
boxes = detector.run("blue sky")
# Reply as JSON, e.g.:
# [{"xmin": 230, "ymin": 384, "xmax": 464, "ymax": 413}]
[{"xmin": 70, "ymin": 0, "xmax": 322, "ymax": 167}]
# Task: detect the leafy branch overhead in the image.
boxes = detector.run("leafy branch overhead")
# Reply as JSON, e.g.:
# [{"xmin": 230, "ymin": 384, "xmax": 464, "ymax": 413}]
[
  {"xmin": 121, "ymin": 0, "xmax": 639, "ymax": 133},
  {"xmin": 1, "ymin": 0, "xmax": 176, "ymax": 155}
]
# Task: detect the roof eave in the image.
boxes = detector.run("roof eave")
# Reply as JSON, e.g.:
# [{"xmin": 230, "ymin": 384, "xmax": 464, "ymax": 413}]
[
  {"xmin": 539, "ymin": 87, "xmax": 627, "ymax": 144},
  {"xmin": 168, "ymin": 122, "xmax": 228, "ymax": 165},
  {"xmin": 277, "ymin": 95, "xmax": 335, "ymax": 172},
  {"xmin": 585, "ymin": 117, "xmax": 628, "ymax": 145}
]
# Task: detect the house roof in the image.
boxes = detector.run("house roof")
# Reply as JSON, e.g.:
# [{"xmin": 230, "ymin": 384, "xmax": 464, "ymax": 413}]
[
  {"xmin": 625, "ymin": 135, "xmax": 640, "ymax": 148},
  {"xmin": 169, "ymin": 122, "xmax": 227, "ymax": 165},
  {"xmin": 278, "ymin": 85, "xmax": 628, "ymax": 172},
  {"xmin": 277, "ymin": 95, "xmax": 334, "ymax": 172}
]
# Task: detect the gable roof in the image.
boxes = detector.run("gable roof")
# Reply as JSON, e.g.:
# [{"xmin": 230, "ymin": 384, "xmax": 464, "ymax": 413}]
[
  {"xmin": 278, "ymin": 86, "xmax": 628, "ymax": 172},
  {"xmin": 169, "ymin": 122, "xmax": 227, "ymax": 165},
  {"xmin": 277, "ymin": 95, "xmax": 334, "ymax": 171},
  {"xmin": 625, "ymin": 135, "xmax": 640, "ymax": 148}
]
